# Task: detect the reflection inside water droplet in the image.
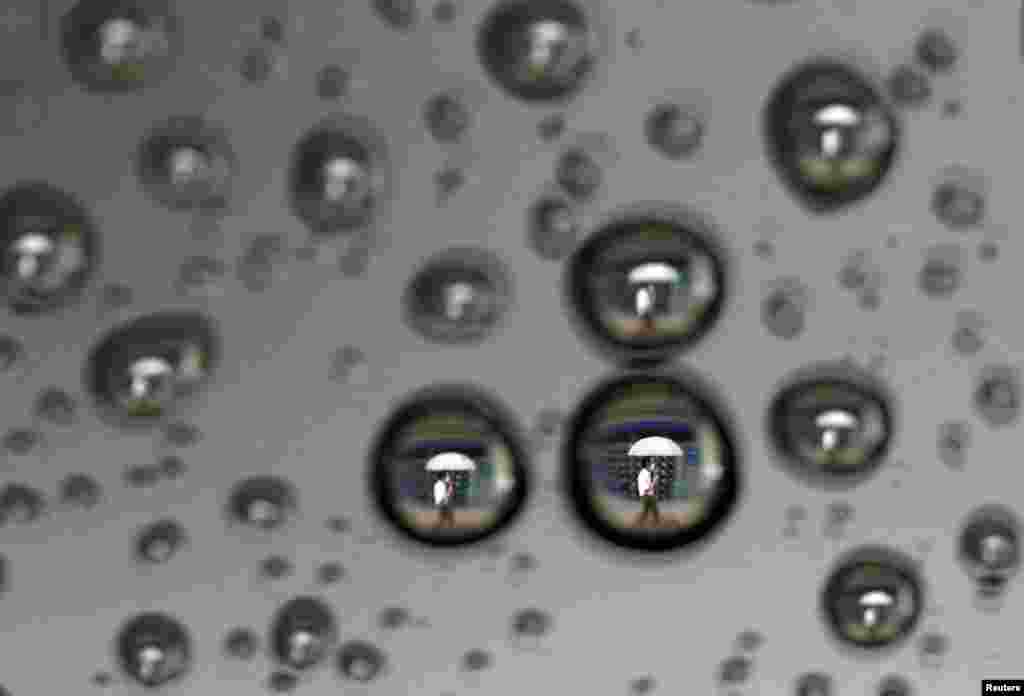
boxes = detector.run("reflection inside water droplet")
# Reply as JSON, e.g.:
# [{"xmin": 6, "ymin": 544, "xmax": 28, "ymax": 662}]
[{"xmin": 116, "ymin": 613, "xmax": 191, "ymax": 687}]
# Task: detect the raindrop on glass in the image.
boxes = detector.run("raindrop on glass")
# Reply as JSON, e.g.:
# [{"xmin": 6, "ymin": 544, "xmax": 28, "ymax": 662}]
[
  {"xmin": 271, "ymin": 597, "xmax": 338, "ymax": 670},
  {"xmin": 1, "ymin": 182, "xmax": 98, "ymax": 315},
  {"xmin": 424, "ymin": 92, "xmax": 471, "ymax": 143},
  {"xmin": 886, "ymin": 65, "xmax": 931, "ymax": 108},
  {"xmin": 937, "ymin": 421, "xmax": 969, "ymax": 469},
  {"xmin": 820, "ymin": 545, "xmax": 924, "ymax": 650},
  {"xmin": 915, "ymin": 29, "xmax": 957, "ymax": 73},
  {"xmin": 336, "ymin": 640, "xmax": 387, "ymax": 682},
  {"xmin": 116, "ymin": 613, "xmax": 191, "ymax": 687},
  {"xmin": 227, "ymin": 476, "xmax": 297, "ymax": 530},
  {"xmin": 973, "ymin": 365, "xmax": 1020, "ymax": 428},
  {"xmin": 958, "ymin": 504, "xmax": 1020, "ymax": 596},
  {"xmin": 267, "ymin": 670, "xmax": 298, "ymax": 693},
  {"xmin": 403, "ymin": 247, "xmax": 513, "ymax": 346},
  {"xmin": 261, "ymin": 555, "xmax": 293, "ymax": 580},
  {"xmin": 918, "ymin": 246, "xmax": 963, "ymax": 299},
  {"xmin": 646, "ymin": 103, "xmax": 704, "ymax": 160},
  {"xmin": 0, "ymin": 335, "xmax": 23, "ymax": 372},
  {"xmin": 373, "ymin": 0, "xmax": 417, "ymax": 30},
  {"xmin": 763, "ymin": 279, "xmax": 808, "ymax": 340},
  {"xmin": 61, "ymin": 0, "xmax": 183, "ymax": 93},
  {"xmin": 477, "ymin": 0, "xmax": 596, "ymax": 103},
  {"xmin": 763, "ymin": 59, "xmax": 899, "ymax": 214},
  {"xmin": 718, "ymin": 656, "xmax": 752, "ymax": 684},
  {"xmin": 317, "ymin": 562, "xmax": 345, "ymax": 585},
  {"xmin": 377, "ymin": 606, "xmax": 411, "ymax": 630},
  {"xmin": 85, "ymin": 311, "xmax": 219, "ymax": 427},
  {"xmin": 528, "ymin": 196, "xmax": 578, "ymax": 261},
  {"xmin": 316, "ymin": 65, "xmax": 349, "ymax": 100},
  {"xmin": 555, "ymin": 147, "xmax": 602, "ymax": 202},
  {"xmin": 877, "ymin": 674, "xmax": 913, "ymax": 696},
  {"xmin": 0, "ymin": 484, "xmax": 46, "ymax": 525},
  {"xmin": 135, "ymin": 519, "xmax": 187, "ymax": 564},
  {"xmin": 59, "ymin": 473, "xmax": 101, "ymax": 508},
  {"xmin": 224, "ymin": 627, "xmax": 259, "ymax": 659},
  {"xmin": 2, "ymin": 427, "xmax": 41, "ymax": 455},
  {"xmin": 461, "ymin": 649, "xmax": 492, "ymax": 672},
  {"xmin": 932, "ymin": 181, "xmax": 985, "ymax": 230},
  {"xmin": 795, "ymin": 672, "xmax": 834, "ymax": 696},
  {"xmin": 34, "ymin": 387, "xmax": 77, "ymax": 426},
  {"xmin": 136, "ymin": 116, "xmax": 236, "ymax": 212},
  {"xmin": 511, "ymin": 608, "xmax": 552, "ymax": 637}
]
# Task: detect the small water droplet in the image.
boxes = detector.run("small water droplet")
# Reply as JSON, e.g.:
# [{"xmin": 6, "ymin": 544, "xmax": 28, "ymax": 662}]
[
  {"xmin": 3, "ymin": 427, "xmax": 41, "ymax": 455},
  {"xmin": 433, "ymin": 0, "xmax": 457, "ymax": 23},
  {"xmin": 162, "ymin": 421, "xmax": 201, "ymax": 448},
  {"xmin": 509, "ymin": 551, "xmax": 538, "ymax": 573},
  {"xmin": 157, "ymin": 455, "xmax": 186, "ymax": 479},
  {"xmin": 0, "ymin": 335, "xmax": 23, "ymax": 372},
  {"xmin": 373, "ymin": 0, "xmax": 417, "ymax": 29},
  {"xmin": 135, "ymin": 519, "xmax": 187, "ymax": 564},
  {"xmin": 762, "ymin": 279, "xmax": 808, "ymax": 340},
  {"xmin": 228, "ymin": 477, "xmax": 297, "ymax": 530},
  {"xmin": 271, "ymin": 597, "xmax": 337, "ymax": 670},
  {"xmin": 528, "ymin": 196, "xmax": 578, "ymax": 261},
  {"xmin": 718, "ymin": 656, "xmax": 752, "ymax": 684},
  {"xmin": 124, "ymin": 464, "xmax": 160, "ymax": 488},
  {"xmin": 0, "ymin": 483, "xmax": 46, "ymax": 525},
  {"xmin": 918, "ymin": 632, "xmax": 949, "ymax": 667},
  {"xmin": 754, "ymin": 239, "xmax": 775, "ymax": 259},
  {"xmin": 825, "ymin": 501, "xmax": 854, "ymax": 537},
  {"xmin": 978, "ymin": 241, "xmax": 998, "ymax": 262},
  {"xmin": 316, "ymin": 561, "xmax": 344, "ymax": 585},
  {"xmin": 91, "ymin": 671, "xmax": 112, "ymax": 686},
  {"xmin": 952, "ymin": 325, "xmax": 983, "ymax": 356},
  {"xmin": 915, "ymin": 29, "xmax": 957, "ymax": 73},
  {"xmin": 224, "ymin": 627, "xmax": 259, "ymax": 659},
  {"xmin": 329, "ymin": 346, "xmax": 365, "ymax": 382},
  {"xmin": 937, "ymin": 421, "xmax": 969, "ymax": 469},
  {"xmin": 630, "ymin": 676, "xmax": 656, "ymax": 694},
  {"xmin": 511, "ymin": 608, "xmax": 551, "ymax": 637},
  {"xmin": 267, "ymin": 670, "xmax": 298, "ymax": 693},
  {"xmin": 538, "ymin": 114, "xmax": 566, "ymax": 141},
  {"xmin": 941, "ymin": 99, "xmax": 962, "ymax": 118},
  {"xmin": 336, "ymin": 640, "xmax": 387, "ymax": 682},
  {"xmin": 326, "ymin": 516, "xmax": 351, "ymax": 533},
  {"xmin": 795, "ymin": 671, "xmax": 834, "ymax": 696},
  {"xmin": 424, "ymin": 92, "xmax": 471, "ymax": 143},
  {"xmin": 736, "ymin": 629, "xmax": 764, "ymax": 652},
  {"xmin": 60, "ymin": 473, "xmax": 101, "ymax": 508},
  {"xmin": 555, "ymin": 147, "xmax": 602, "ymax": 201},
  {"xmin": 877, "ymin": 674, "xmax": 913, "ymax": 696},
  {"xmin": 887, "ymin": 65, "xmax": 931, "ymax": 107},
  {"xmin": 316, "ymin": 65, "xmax": 349, "ymax": 100},
  {"xmin": 435, "ymin": 166, "xmax": 465, "ymax": 203},
  {"xmin": 100, "ymin": 283, "xmax": 133, "ymax": 309},
  {"xmin": 646, "ymin": 103, "xmax": 704, "ymax": 159},
  {"xmin": 974, "ymin": 365, "xmax": 1020, "ymax": 428},
  {"xmin": 241, "ymin": 47, "xmax": 274, "ymax": 83},
  {"xmin": 260, "ymin": 16, "xmax": 285, "ymax": 43},
  {"xmin": 461, "ymin": 648, "xmax": 492, "ymax": 672},
  {"xmin": 377, "ymin": 606, "xmax": 411, "ymax": 630},
  {"xmin": 261, "ymin": 555, "xmax": 293, "ymax": 580},
  {"xmin": 919, "ymin": 247, "xmax": 963, "ymax": 299},
  {"xmin": 238, "ymin": 234, "xmax": 286, "ymax": 293},
  {"xmin": 932, "ymin": 181, "xmax": 985, "ymax": 230}
]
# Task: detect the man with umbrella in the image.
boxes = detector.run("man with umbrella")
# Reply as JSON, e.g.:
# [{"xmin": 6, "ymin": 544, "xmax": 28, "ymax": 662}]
[
  {"xmin": 629, "ymin": 435, "xmax": 684, "ymax": 528},
  {"xmin": 627, "ymin": 261, "xmax": 681, "ymax": 338},
  {"xmin": 426, "ymin": 451, "xmax": 477, "ymax": 529}
]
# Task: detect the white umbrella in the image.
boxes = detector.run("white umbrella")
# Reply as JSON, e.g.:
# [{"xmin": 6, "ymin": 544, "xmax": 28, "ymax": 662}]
[
  {"xmin": 425, "ymin": 451, "xmax": 477, "ymax": 472},
  {"xmin": 628, "ymin": 262, "xmax": 680, "ymax": 285},
  {"xmin": 628, "ymin": 436, "xmax": 683, "ymax": 459},
  {"xmin": 815, "ymin": 409, "xmax": 858, "ymax": 451}
]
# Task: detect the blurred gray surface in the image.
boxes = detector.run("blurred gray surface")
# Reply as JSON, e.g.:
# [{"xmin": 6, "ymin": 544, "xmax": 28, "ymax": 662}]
[{"xmin": 0, "ymin": 0, "xmax": 1020, "ymax": 694}]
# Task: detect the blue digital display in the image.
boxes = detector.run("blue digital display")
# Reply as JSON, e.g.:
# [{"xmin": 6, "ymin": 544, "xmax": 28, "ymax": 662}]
[{"xmin": 686, "ymin": 447, "xmax": 699, "ymax": 465}]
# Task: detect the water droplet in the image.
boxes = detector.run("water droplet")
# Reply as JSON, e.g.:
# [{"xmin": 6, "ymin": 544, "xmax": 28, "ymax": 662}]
[
  {"xmin": 377, "ymin": 606, "xmax": 411, "ymax": 630},
  {"xmin": 937, "ymin": 421, "xmax": 969, "ymax": 469},
  {"xmin": 886, "ymin": 65, "xmax": 931, "ymax": 108},
  {"xmin": 424, "ymin": 92, "xmax": 471, "ymax": 143},
  {"xmin": 509, "ymin": 551, "xmax": 538, "ymax": 574},
  {"xmin": 528, "ymin": 196, "xmax": 578, "ymax": 261},
  {"xmin": 403, "ymin": 247, "xmax": 513, "ymax": 346},
  {"xmin": 60, "ymin": 473, "xmax": 101, "ymax": 507},
  {"xmin": 821, "ymin": 545, "xmax": 924, "ymax": 650},
  {"xmin": 630, "ymin": 676, "xmax": 656, "ymax": 694},
  {"xmin": 566, "ymin": 206, "xmax": 727, "ymax": 365},
  {"xmin": 566, "ymin": 374, "xmax": 739, "ymax": 550},
  {"xmin": 267, "ymin": 670, "xmax": 298, "ymax": 693},
  {"xmin": 918, "ymin": 632, "xmax": 949, "ymax": 667},
  {"xmin": 718, "ymin": 655, "xmax": 752, "ymax": 684},
  {"xmin": 461, "ymin": 648, "xmax": 492, "ymax": 671},
  {"xmin": 328, "ymin": 345, "xmax": 365, "ymax": 382},
  {"xmin": 373, "ymin": 0, "xmax": 417, "ymax": 29},
  {"xmin": 162, "ymin": 421, "xmax": 200, "ymax": 448},
  {"xmin": 434, "ymin": 166, "xmax": 465, "ymax": 204},
  {"xmin": 271, "ymin": 597, "xmax": 338, "ymax": 670},
  {"xmin": 736, "ymin": 630, "xmax": 763, "ymax": 652},
  {"xmin": 0, "ymin": 484, "xmax": 46, "ymax": 525},
  {"xmin": 260, "ymin": 16, "xmax": 285, "ymax": 42},
  {"xmin": 877, "ymin": 674, "xmax": 913, "ymax": 696},
  {"xmin": 289, "ymin": 115, "xmax": 392, "ymax": 235},
  {"xmin": 556, "ymin": 147, "xmax": 602, "ymax": 201},
  {"xmin": 61, "ymin": 0, "xmax": 183, "ymax": 93},
  {"xmin": 915, "ymin": 29, "xmax": 957, "ymax": 73},
  {"xmin": 646, "ymin": 103, "xmax": 704, "ymax": 160},
  {"xmin": 434, "ymin": 0, "xmax": 457, "ymax": 23},
  {"xmin": 316, "ymin": 64, "xmax": 349, "ymax": 100},
  {"xmin": 932, "ymin": 180, "xmax": 985, "ymax": 230},
  {"xmin": 86, "ymin": 311, "xmax": 219, "ymax": 427},
  {"xmin": 762, "ymin": 279, "xmax": 808, "ymax": 340},
  {"xmin": 228, "ymin": 476, "xmax": 297, "ymax": 530},
  {"xmin": 176, "ymin": 255, "xmax": 227, "ymax": 296},
  {"xmin": 0, "ymin": 335, "xmax": 23, "ymax": 372},
  {"xmin": 511, "ymin": 608, "xmax": 552, "ymax": 637},
  {"xmin": 754, "ymin": 239, "xmax": 775, "ymax": 259},
  {"xmin": 974, "ymin": 365, "xmax": 1020, "ymax": 428},
  {"xmin": 135, "ymin": 519, "xmax": 187, "ymax": 564},
  {"xmin": 34, "ymin": 387, "xmax": 77, "ymax": 426},
  {"xmin": 941, "ymin": 99, "xmax": 962, "ymax": 117},
  {"xmin": 261, "ymin": 555, "xmax": 293, "ymax": 580},
  {"xmin": 538, "ymin": 114, "xmax": 566, "ymax": 141},
  {"xmin": 325, "ymin": 515, "xmax": 351, "ymax": 533},
  {"xmin": 918, "ymin": 246, "xmax": 963, "ymax": 298},
  {"xmin": 136, "ymin": 116, "xmax": 235, "ymax": 212},
  {"xmin": 769, "ymin": 366, "xmax": 893, "ymax": 489},
  {"xmin": 91, "ymin": 671, "xmax": 112, "ymax": 686},
  {"xmin": 764, "ymin": 59, "xmax": 899, "ymax": 214},
  {"xmin": 224, "ymin": 627, "xmax": 259, "ymax": 659},
  {"xmin": 1, "ymin": 183, "xmax": 99, "ymax": 315},
  {"xmin": 241, "ymin": 46, "xmax": 274, "ymax": 82},
  {"xmin": 794, "ymin": 672, "xmax": 834, "ymax": 696},
  {"xmin": 958, "ymin": 504, "xmax": 1020, "ymax": 594},
  {"xmin": 477, "ymin": 0, "xmax": 596, "ymax": 103},
  {"xmin": 2, "ymin": 427, "xmax": 41, "ymax": 455},
  {"xmin": 116, "ymin": 613, "xmax": 191, "ymax": 687},
  {"xmin": 316, "ymin": 562, "xmax": 345, "ymax": 585},
  {"xmin": 624, "ymin": 28, "xmax": 643, "ymax": 50},
  {"xmin": 951, "ymin": 324, "xmax": 983, "ymax": 355},
  {"xmin": 336, "ymin": 640, "xmax": 387, "ymax": 682},
  {"xmin": 124, "ymin": 464, "xmax": 160, "ymax": 488},
  {"xmin": 100, "ymin": 282, "xmax": 133, "ymax": 310},
  {"xmin": 825, "ymin": 501, "xmax": 854, "ymax": 537}
]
